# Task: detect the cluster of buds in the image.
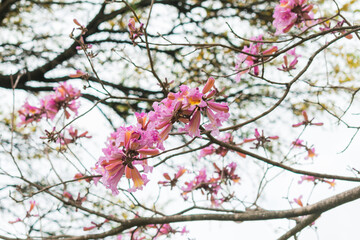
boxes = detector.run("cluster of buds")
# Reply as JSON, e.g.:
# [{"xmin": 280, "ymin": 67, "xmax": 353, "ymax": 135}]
[
  {"xmin": 58, "ymin": 126, "xmax": 91, "ymax": 145},
  {"xmin": 63, "ymin": 191, "xmax": 87, "ymax": 211},
  {"xmin": 117, "ymin": 224, "xmax": 188, "ymax": 239}
]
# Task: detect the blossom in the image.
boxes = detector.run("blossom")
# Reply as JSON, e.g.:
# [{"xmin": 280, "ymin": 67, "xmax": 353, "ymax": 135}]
[
  {"xmin": 74, "ymin": 173, "xmax": 92, "ymax": 183},
  {"xmin": 273, "ymin": 0, "xmax": 315, "ymax": 35},
  {"xmin": 292, "ymin": 138, "xmax": 304, "ymax": 147},
  {"xmin": 320, "ymin": 20, "xmax": 353, "ymax": 39},
  {"xmin": 213, "ymin": 162, "xmax": 241, "ymax": 184},
  {"xmin": 158, "ymin": 166, "xmax": 187, "ymax": 189},
  {"xmin": 305, "ymin": 147, "xmax": 317, "ymax": 159},
  {"xmin": 298, "ymin": 175, "xmax": 335, "ymax": 188},
  {"xmin": 95, "ymin": 124, "xmax": 160, "ymax": 195},
  {"xmin": 18, "ymin": 101, "xmax": 43, "ymax": 126},
  {"xmin": 293, "ymin": 195, "xmax": 303, "ymax": 207},
  {"xmin": 278, "ymin": 48, "xmax": 301, "ymax": 72},
  {"xmin": 292, "ymin": 110, "xmax": 323, "ymax": 127},
  {"xmin": 128, "ymin": 18, "xmax": 144, "ymax": 45},
  {"xmin": 8, "ymin": 200, "xmax": 38, "ymax": 224},
  {"xmin": 149, "ymin": 77, "xmax": 229, "ymax": 139},
  {"xmin": 18, "ymin": 81, "xmax": 81, "ymax": 126},
  {"xmin": 235, "ymin": 35, "xmax": 278, "ymax": 81},
  {"xmin": 59, "ymin": 126, "xmax": 91, "ymax": 145},
  {"xmin": 243, "ymin": 128, "xmax": 279, "ymax": 149},
  {"xmin": 181, "ymin": 168, "xmax": 220, "ymax": 204}
]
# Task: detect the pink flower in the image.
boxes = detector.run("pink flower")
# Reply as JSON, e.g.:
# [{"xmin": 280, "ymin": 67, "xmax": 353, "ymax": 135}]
[
  {"xmin": 305, "ymin": 147, "xmax": 317, "ymax": 159},
  {"xmin": 128, "ymin": 18, "xmax": 144, "ymax": 45},
  {"xmin": 273, "ymin": 0, "xmax": 315, "ymax": 35},
  {"xmin": 158, "ymin": 166, "xmax": 187, "ymax": 189},
  {"xmin": 235, "ymin": 35, "xmax": 278, "ymax": 81},
  {"xmin": 18, "ymin": 101, "xmax": 43, "ymax": 126},
  {"xmin": 292, "ymin": 138, "xmax": 304, "ymax": 147},
  {"xmin": 202, "ymin": 77, "xmax": 215, "ymax": 94},
  {"xmin": 298, "ymin": 175, "xmax": 335, "ymax": 188},
  {"xmin": 213, "ymin": 162, "xmax": 240, "ymax": 184},
  {"xmin": 292, "ymin": 110, "xmax": 323, "ymax": 127},
  {"xmin": 298, "ymin": 175, "xmax": 316, "ymax": 184},
  {"xmin": 243, "ymin": 128, "xmax": 279, "ymax": 149},
  {"xmin": 150, "ymin": 78, "xmax": 229, "ymax": 139},
  {"xmin": 293, "ymin": 195, "xmax": 303, "ymax": 207},
  {"xmin": 187, "ymin": 109, "xmax": 201, "ymax": 137},
  {"xmin": 199, "ymin": 145, "xmax": 216, "ymax": 158},
  {"xmin": 199, "ymin": 133, "xmax": 246, "ymax": 158},
  {"xmin": 278, "ymin": 48, "xmax": 300, "ymax": 72},
  {"xmin": 96, "ymin": 124, "xmax": 160, "ymax": 195},
  {"xmin": 58, "ymin": 126, "xmax": 91, "ymax": 145}
]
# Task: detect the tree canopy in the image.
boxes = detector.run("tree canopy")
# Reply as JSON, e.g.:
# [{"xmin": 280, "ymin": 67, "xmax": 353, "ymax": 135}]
[{"xmin": 1, "ymin": 0, "xmax": 360, "ymax": 239}]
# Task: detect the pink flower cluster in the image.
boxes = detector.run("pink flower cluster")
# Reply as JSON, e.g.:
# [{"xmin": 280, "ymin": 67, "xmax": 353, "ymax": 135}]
[
  {"xmin": 18, "ymin": 82, "xmax": 81, "ymax": 126},
  {"xmin": 149, "ymin": 77, "xmax": 229, "ymax": 139},
  {"xmin": 181, "ymin": 162, "xmax": 240, "ymax": 206},
  {"xmin": 96, "ymin": 78, "xmax": 230, "ymax": 195},
  {"xmin": 94, "ymin": 113, "xmax": 159, "ymax": 194},
  {"xmin": 273, "ymin": 0, "xmax": 315, "ymax": 35},
  {"xmin": 235, "ymin": 35, "xmax": 278, "ymax": 81}
]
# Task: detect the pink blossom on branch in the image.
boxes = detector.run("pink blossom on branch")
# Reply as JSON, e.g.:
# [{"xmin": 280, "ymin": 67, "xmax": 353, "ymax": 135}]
[
  {"xmin": 235, "ymin": 35, "xmax": 278, "ymax": 81},
  {"xmin": 305, "ymin": 147, "xmax": 317, "ymax": 160},
  {"xmin": 293, "ymin": 195, "xmax": 303, "ymax": 207},
  {"xmin": 128, "ymin": 18, "xmax": 144, "ymax": 45},
  {"xmin": 278, "ymin": 48, "xmax": 301, "ymax": 72},
  {"xmin": 273, "ymin": 0, "xmax": 315, "ymax": 35},
  {"xmin": 292, "ymin": 110, "xmax": 323, "ymax": 127},
  {"xmin": 18, "ymin": 81, "xmax": 82, "ymax": 126},
  {"xmin": 95, "ymin": 122, "xmax": 160, "ymax": 195},
  {"xmin": 298, "ymin": 175, "xmax": 335, "ymax": 188},
  {"xmin": 243, "ymin": 128, "xmax": 279, "ymax": 149},
  {"xmin": 158, "ymin": 166, "xmax": 187, "ymax": 189},
  {"xmin": 149, "ymin": 77, "xmax": 229, "ymax": 139}
]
